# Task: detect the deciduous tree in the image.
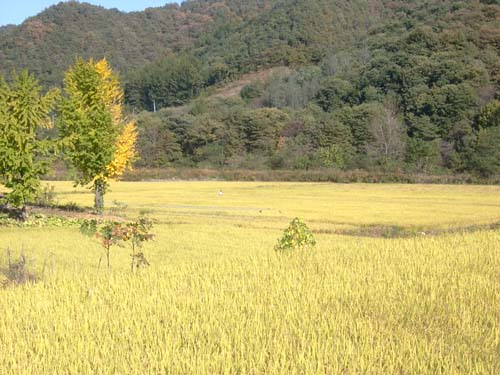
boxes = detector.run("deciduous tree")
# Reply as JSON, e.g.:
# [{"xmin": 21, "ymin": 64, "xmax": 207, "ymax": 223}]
[
  {"xmin": 60, "ymin": 58, "xmax": 137, "ymax": 213},
  {"xmin": 0, "ymin": 71, "xmax": 59, "ymax": 220}
]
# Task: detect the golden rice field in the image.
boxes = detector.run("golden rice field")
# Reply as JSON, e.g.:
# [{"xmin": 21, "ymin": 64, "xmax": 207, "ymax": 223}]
[{"xmin": 0, "ymin": 181, "xmax": 499, "ymax": 374}]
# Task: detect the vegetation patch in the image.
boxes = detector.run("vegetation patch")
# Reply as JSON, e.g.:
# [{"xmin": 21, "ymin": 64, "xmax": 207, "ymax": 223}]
[
  {"xmin": 0, "ymin": 250, "xmax": 38, "ymax": 288},
  {"xmin": 275, "ymin": 218, "xmax": 316, "ymax": 251},
  {"xmin": 0, "ymin": 213, "xmax": 83, "ymax": 228},
  {"xmin": 80, "ymin": 216, "xmax": 155, "ymax": 270}
]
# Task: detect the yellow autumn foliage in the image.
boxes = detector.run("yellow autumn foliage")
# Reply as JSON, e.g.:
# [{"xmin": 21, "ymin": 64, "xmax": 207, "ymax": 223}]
[
  {"xmin": 106, "ymin": 120, "xmax": 138, "ymax": 179},
  {"xmin": 90, "ymin": 58, "xmax": 137, "ymax": 182},
  {"xmin": 93, "ymin": 58, "xmax": 123, "ymax": 126}
]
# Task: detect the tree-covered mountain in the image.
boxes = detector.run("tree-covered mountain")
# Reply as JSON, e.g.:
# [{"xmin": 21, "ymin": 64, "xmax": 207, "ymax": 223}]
[
  {"xmin": 0, "ymin": 0, "xmax": 273, "ymax": 87},
  {"xmin": 1, "ymin": 0, "xmax": 499, "ymax": 176}
]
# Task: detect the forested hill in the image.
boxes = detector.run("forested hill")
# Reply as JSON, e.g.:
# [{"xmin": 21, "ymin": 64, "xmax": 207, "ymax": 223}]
[
  {"xmin": 0, "ymin": 0, "xmax": 272, "ymax": 87},
  {"xmin": 0, "ymin": 0, "xmax": 376, "ymax": 89},
  {"xmin": 1, "ymin": 0, "xmax": 499, "ymax": 176},
  {"xmin": 2, "ymin": 1, "xmax": 497, "ymax": 93}
]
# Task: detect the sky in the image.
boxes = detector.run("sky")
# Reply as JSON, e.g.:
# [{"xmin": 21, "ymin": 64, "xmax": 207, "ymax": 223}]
[{"xmin": 0, "ymin": 0, "xmax": 179, "ymax": 26}]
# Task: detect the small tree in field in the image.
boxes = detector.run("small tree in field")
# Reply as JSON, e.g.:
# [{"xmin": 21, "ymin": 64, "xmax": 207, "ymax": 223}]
[
  {"xmin": 59, "ymin": 58, "xmax": 137, "ymax": 213},
  {"xmin": 80, "ymin": 219, "xmax": 126, "ymax": 269},
  {"xmin": 275, "ymin": 218, "xmax": 316, "ymax": 251},
  {"xmin": 0, "ymin": 71, "xmax": 59, "ymax": 221},
  {"xmin": 123, "ymin": 217, "xmax": 155, "ymax": 271},
  {"xmin": 80, "ymin": 217, "xmax": 154, "ymax": 270}
]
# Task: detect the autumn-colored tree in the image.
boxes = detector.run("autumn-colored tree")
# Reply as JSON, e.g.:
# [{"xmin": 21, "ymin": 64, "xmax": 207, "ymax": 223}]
[
  {"xmin": 79, "ymin": 216, "xmax": 154, "ymax": 269},
  {"xmin": 59, "ymin": 58, "xmax": 137, "ymax": 213},
  {"xmin": 102, "ymin": 120, "xmax": 138, "ymax": 180},
  {"xmin": 0, "ymin": 71, "xmax": 59, "ymax": 221}
]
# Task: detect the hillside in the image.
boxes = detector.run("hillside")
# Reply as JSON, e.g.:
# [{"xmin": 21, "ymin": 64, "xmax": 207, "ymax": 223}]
[
  {"xmin": 0, "ymin": 0, "xmax": 499, "ymax": 177},
  {"xmin": 0, "ymin": 0, "xmax": 272, "ymax": 87},
  {"xmin": 0, "ymin": 0, "xmax": 381, "ymax": 89}
]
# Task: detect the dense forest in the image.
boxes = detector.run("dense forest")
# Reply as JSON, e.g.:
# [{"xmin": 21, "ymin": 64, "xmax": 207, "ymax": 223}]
[{"xmin": 1, "ymin": 0, "xmax": 499, "ymax": 177}]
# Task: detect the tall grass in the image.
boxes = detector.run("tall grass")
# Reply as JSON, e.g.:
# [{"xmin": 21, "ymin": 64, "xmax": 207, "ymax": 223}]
[{"xmin": 0, "ymin": 182, "xmax": 499, "ymax": 374}]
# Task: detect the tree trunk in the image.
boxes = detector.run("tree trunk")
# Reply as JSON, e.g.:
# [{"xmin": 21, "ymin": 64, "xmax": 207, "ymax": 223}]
[
  {"xmin": 20, "ymin": 205, "xmax": 28, "ymax": 222},
  {"xmin": 94, "ymin": 179, "xmax": 105, "ymax": 214}
]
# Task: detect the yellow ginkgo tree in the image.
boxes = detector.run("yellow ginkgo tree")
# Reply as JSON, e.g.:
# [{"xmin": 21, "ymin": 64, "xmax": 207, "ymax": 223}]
[{"xmin": 59, "ymin": 58, "xmax": 137, "ymax": 213}]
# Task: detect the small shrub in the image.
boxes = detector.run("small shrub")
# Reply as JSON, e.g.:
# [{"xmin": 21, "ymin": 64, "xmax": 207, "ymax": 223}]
[
  {"xmin": 123, "ymin": 216, "xmax": 155, "ymax": 271},
  {"xmin": 0, "ymin": 214, "xmax": 84, "ymax": 228},
  {"xmin": 275, "ymin": 218, "xmax": 316, "ymax": 251},
  {"xmin": 80, "ymin": 217, "xmax": 155, "ymax": 270},
  {"xmin": 56, "ymin": 201, "xmax": 84, "ymax": 212},
  {"xmin": 80, "ymin": 220, "xmax": 126, "ymax": 269},
  {"xmin": 34, "ymin": 184, "xmax": 58, "ymax": 207},
  {"xmin": 1, "ymin": 249, "xmax": 38, "ymax": 287},
  {"xmin": 109, "ymin": 200, "xmax": 128, "ymax": 216},
  {"xmin": 240, "ymin": 81, "xmax": 264, "ymax": 99}
]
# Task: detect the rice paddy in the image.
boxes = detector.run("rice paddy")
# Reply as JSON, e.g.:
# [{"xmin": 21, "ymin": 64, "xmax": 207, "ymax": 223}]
[{"xmin": 0, "ymin": 181, "xmax": 499, "ymax": 374}]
